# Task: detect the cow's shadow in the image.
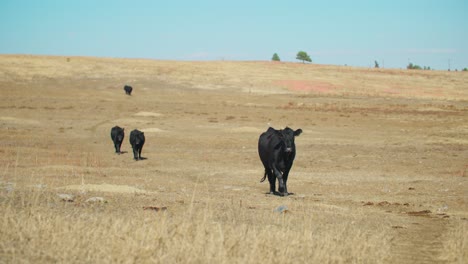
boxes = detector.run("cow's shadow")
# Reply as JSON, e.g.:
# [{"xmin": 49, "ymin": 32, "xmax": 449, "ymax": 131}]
[
  {"xmin": 135, "ymin": 157, "xmax": 147, "ymax": 161},
  {"xmin": 117, "ymin": 151, "xmax": 128, "ymax": 155},
  {"xmin": 266, "ymin": 192, "xmax": 295, "ymax": 197}
]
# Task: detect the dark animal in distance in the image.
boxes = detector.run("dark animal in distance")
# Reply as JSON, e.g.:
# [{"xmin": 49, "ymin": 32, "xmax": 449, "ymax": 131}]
[
  {"xmin": 130, "ymin": 129, "xmax": 145, "ymax": 160},
  {"xmin": 110, "ymin": 126, "xmax": 125, "ymax": 154},
  {"xmin": 258, "ymin": 127, "xmax": 302, "ymax": 196},
  {"xmin": 124, "ymin": 85, "xmax": 133, "ymax": 95}
]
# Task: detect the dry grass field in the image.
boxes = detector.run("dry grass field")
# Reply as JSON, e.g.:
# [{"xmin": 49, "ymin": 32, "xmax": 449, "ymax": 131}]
[{"xmin": 0, "ymin": 54, "xmax": 467, "ymax": 263}]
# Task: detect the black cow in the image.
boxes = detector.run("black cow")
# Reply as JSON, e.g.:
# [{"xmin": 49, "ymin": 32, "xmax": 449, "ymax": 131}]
[
  {"xmin": 129, "ymin": 129, "xmax": 145, "ymax": 160},
  {"xmin": 258, "ymin": 127, "xmax": 302, "ymax": 196},
  {"xmin": 124, "ymin": 85, "xmax": 133, "ymax": 95},
  {"xmin": 110, "ymin": 126, "xmax": 125, "ymax": 154}
]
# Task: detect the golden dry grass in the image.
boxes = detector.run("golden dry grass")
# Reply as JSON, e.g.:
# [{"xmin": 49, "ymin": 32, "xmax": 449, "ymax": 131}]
[
  {"xmin": 1, "ymin": 188, "xmax": 392, "ymax": 263},
  {"xmin": 0, "ymin": 55, "xmax": 467, "ymax": 263}
]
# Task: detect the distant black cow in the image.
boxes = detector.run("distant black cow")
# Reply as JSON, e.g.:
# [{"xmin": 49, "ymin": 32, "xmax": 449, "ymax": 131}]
[
  {"xmin": 124, "ymin": 85, "xmax": 133, "ymax": 95},
  {"xmin": 129, "ymin": 129, "xmax": 145, "ymax": 160},
  {"xmin": 258, "ymin": 127, "xmax": 302, "ymax": 196},
  {"xmin": 110, "ymin": 126, "xmax": 125, "ymax": 154}
]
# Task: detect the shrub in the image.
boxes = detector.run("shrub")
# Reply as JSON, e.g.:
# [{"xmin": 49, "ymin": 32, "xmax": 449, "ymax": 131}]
[
  {"xmin": 407, "ymin": 63, "xmax": 422, "ymax": 70},
  {"xmin": 272, "ymin": 53, "xmax": 280, "ymax": 62}
]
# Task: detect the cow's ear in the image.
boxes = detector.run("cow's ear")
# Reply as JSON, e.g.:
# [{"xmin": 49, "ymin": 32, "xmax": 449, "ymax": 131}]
[{"xmin": 294, "ymin": 129, "xmax": 302, "ymax": 136}]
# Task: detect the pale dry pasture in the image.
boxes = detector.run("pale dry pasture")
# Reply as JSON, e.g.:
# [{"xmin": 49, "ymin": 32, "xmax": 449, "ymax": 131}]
[
  {"xmin": 0, "ymin": 55, "xmax": 467, "ymax": 263},
  {"xmin": 1, "ymin": 187, "xmax": 392, "ymax": 263}
]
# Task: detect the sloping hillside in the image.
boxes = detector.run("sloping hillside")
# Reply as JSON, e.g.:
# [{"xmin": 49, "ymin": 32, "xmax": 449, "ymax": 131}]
[{"xmin": 0, "ymin": 55, "xmax": 467, "ymax": 263}]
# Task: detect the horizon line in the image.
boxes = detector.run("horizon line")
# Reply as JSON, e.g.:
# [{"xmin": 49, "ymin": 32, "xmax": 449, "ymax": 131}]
[{"xmin": 1, "ymin": 53, "xmax": 463, "ymax": 72}]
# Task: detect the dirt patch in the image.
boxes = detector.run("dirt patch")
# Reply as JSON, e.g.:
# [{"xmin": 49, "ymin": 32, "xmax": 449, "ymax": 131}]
[
  {"xmin": 275, "ymin": 80, "xmax": 336, "ymax": 93},
  {"xmin": 141, "ymin": 128, "xmax": 165, "ymax": 133},
  {"xmin": 407, "ymin": 210, "xmax": 432, "ymax": 217},
  {"xmin": 0, "ymin": 116, "xmax": 40, "ymax": 125},
  {"xmin": 228, "ymin": 127, "xmax": 264, "ymax": 133},
  {"xmin": 134, "ymin": 112, "xmax": 163, "ymax": 117}
]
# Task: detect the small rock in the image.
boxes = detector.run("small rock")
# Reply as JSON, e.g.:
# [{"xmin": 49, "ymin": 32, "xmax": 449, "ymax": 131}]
[
  {"xmin": 57, "ymin": 194, "xmax": 75, "ymax": 202},
  {"xmin": 4, "ymin": 182, "xmax": 15, "ymax": 193},
  {"xmin": 437, "ymin": 204, "xmax": 448, "ymax": 212},
  {"xmin": 34, "ymin": 184, "xmax": 47, "ymax": 189},
  {"xmin": 274, "ymin": 205, "xmax": 289, "ymax": 213},
  {"xmin": 86, "ymin": 197, "xmax": 105, "ymax": 203}
]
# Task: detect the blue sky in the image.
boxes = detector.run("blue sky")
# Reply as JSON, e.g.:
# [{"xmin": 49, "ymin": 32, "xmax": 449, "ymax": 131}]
[{"xmin": 1, "ymin": 0, "xmax": 467, "ymax": 70}]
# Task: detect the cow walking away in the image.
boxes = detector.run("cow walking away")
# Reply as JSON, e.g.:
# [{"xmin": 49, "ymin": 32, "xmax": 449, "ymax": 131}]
[
  {"xmin": 258, "ymin": 127, "xmax": 302, "ymax": 196},
  {"xmin": 124, "ymin": 85, "xmax": 133, "ymax": 95},
  {"xmin": 130, "ymin": 129, "xmax": 145, "ymax": 160},
  {"xmin": 110, "ymin": 126, "xmax": 125, "ymax": 154}
]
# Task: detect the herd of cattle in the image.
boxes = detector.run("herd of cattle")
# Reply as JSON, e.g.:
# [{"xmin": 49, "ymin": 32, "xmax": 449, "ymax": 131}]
[{"xmin": 111, "ymin": 85, "xmax": 302, "ymax": 196}]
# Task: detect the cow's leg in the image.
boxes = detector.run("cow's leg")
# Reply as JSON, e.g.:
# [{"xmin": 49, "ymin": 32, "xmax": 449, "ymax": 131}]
[
  {"xmin": 283, "ymin": 169, "xmax": 291, "ymax": 195},
  {"xmin": 138, "ymin": 146, "xmax": 143, "ymax": 160},
  {"xmin": 133, "ymin": 147, "xmax": 139, "ymax": 160},
  {"xmin": 266, "ymin": 169, "xmax": 276, "ymax": 194},
  {"xmin": 272, "ymin": 164, "xmax": 286, "ymax": 196}
]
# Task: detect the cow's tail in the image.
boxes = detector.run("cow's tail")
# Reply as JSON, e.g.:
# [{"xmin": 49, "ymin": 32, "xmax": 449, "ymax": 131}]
[{"xmin": 260, "ymin": 171, "xmax": 267, "ymax": 183}]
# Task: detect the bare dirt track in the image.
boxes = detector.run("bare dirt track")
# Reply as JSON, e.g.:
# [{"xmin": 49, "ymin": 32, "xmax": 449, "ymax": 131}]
[{"xmin": 0, "ymin": 55, "xmax": 467, "ymax": 263}]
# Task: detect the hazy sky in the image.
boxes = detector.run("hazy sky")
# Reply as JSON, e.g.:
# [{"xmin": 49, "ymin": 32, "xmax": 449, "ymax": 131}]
[{"xmin": 1, "ymin": 0, "xmax": 467, "ymax": 69}]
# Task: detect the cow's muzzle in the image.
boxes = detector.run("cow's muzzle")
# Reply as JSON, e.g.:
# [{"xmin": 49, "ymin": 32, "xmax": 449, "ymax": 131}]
[{"xmin": 285, "ymin": 147, "xmax": 293, "ymax": 153}]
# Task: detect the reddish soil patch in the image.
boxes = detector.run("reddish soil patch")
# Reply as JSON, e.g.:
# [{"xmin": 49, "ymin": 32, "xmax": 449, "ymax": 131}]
[
  {"xmin": 276, "ymin": 80, "xmax": 336, "ymax": 93},
  {"xmin": 384, "ymin": 89, "xmax": 400, "ymax": 94}
]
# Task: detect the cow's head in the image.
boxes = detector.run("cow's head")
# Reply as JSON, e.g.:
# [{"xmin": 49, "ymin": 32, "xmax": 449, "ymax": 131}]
[
  {"xmin": 280, "ymin": 127, "xmax": 302, "ymax": 153},
  {"xmin": 134, "ymin": 132, "xmax": 144, "ymax": 145}
]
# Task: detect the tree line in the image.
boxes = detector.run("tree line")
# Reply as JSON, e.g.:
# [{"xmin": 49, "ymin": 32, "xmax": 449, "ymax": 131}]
[
  {"xmin": 272, "ymin": 51, "xmax": 311, "ymax": 63},
  {"xmin": 273, "ymin": 52, "xmax": 467, "ymax": 71}
]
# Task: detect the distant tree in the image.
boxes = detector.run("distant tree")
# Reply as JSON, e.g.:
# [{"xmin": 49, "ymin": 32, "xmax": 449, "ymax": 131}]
[
  {"xmin": 407, "ymin": 62, "xmax": 422, "ymax": 70},
  {"xmin": 272, "ymin": 53, "xmax": 280, "ymax": 61},
  {"xmin": 374, "ymin": 60, "xmax": 379, "ymax": 68},
  {"xmin": 462, "ymin": 68, "xmax": 468, "ymax": 71},
  {"xmin": 296, "ymin": 51, "xmax": 312, "ymax": 63}
]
